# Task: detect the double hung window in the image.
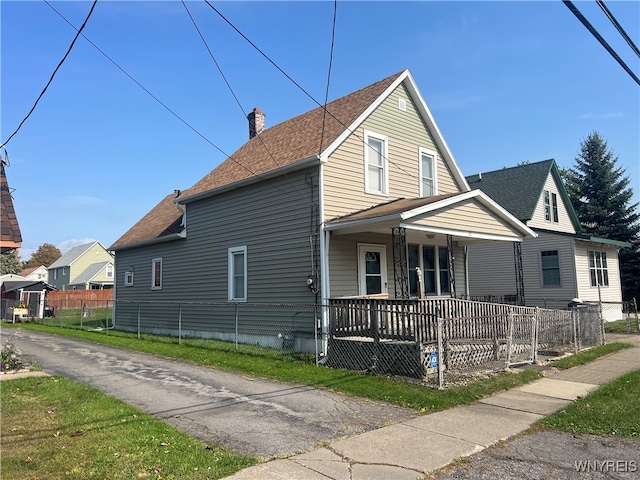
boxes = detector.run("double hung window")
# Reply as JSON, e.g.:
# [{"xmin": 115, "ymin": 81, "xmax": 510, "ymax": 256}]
[
  {"xmin": 228, "ymin": 246, "xmax": 247, "ymax": 301},
  {"xmin": 540, "ymin": 250, "xmax": 560, "ymax": 286},
  {"xmin": 364, "ymin": 131, "xmax": 388, "ymax": 195},
  {"xmin": 589, "ymin": 251, "xmax": 609, "ymax": 287},
  {"xmin": 151, "ymin": 258, "xmax": 162, "ymax": 290},
  {"xmin": 419, "ymin": 148, "xmax": 436, "ymax": 197}
]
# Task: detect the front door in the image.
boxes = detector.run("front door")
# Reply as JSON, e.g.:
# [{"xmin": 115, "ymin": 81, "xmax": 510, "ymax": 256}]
[{"xmin": 358, "ymin": 244, "xmax": 388, "ymax": 296}]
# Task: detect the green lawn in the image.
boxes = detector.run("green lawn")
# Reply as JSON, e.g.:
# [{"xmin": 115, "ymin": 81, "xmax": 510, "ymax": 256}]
[
  {"xmin": 1, "ymin": 376, "xmax": 256, "ymax": 480},
  {"xmin": 540, "ymin": 369, "xmax": 640, "ymax": 438}
]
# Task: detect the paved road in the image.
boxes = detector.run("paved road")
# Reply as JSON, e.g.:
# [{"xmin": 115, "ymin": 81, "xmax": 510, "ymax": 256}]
[
  {"xmin": 429, "ymin": 431, "xmax": 640, "ymax": 479},
  {"xmin": 2, "ymin": 328, "xmax": 415, "ymax": 458}
]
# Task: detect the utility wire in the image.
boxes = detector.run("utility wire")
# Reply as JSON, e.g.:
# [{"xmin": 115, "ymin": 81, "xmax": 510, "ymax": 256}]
[
  {"xmin": 180, "ymin": 0, "xmax": 311, "ymax": 203},
  {"xmin": 43, "ymin": 1, "xmax": 270, "ymax": 185},
  {"xmin": 205, "ymin": 1, "xmax": 419, "ymax": 183},
  {"xmin": 563, "ymin": 0, "xmax": 640, "ymax": 86},
  {"xmin": 1, "ymin": 0, "xmax": 98, "ymax": 149},
  {"xmin": 319, "ymin": 0, "xmax": 338, "ymax": 156},
  {"xmin": 595, "ymin": 0, "xmax": 640, "ymax": 58}
]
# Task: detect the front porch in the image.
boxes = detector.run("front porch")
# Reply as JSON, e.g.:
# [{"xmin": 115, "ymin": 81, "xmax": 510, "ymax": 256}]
[{"xmin": 325, "ymin": 297, "xmax": 600, "ymax": 382}]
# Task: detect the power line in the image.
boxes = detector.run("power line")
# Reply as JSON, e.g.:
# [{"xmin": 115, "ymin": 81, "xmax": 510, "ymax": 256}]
[
  {"xmin": 180, "ymin": 0, "xmax": 311, "ymax": 203},
  {"xmin": 595, "ymin": 0, "xmax": 640, "ymax": 59},
  {"xmin": 319, "ymin": 0, "xmax": 338, "ymax": 156},
  {"xmin": 562, "ymin": 0, "xmax": 640, "ymax": 86},
  {"xmin": 1, "ymin": 0, "xmax": 98, "ymax": 149},
  {"xmin": 205, "ymin": 1, "xmax": 420, "ymax": 183}
]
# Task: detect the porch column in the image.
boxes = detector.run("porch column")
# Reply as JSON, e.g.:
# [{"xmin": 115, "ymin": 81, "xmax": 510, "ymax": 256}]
[
  {"xmin": 392, "ymin": 227, "xmax": 409, "ymax": 298},
  {"xmin": 447, "ymin": 235, "xmax": 457, "ymax": 298},
  {"xmin": 513, "ymin": 241, "xmax": 525, "ymax": 305}
]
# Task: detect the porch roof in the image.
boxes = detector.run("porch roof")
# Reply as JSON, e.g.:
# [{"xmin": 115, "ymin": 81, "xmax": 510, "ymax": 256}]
[{"xmin": 325, "ymin": 190, "xmax": 537, "ymax": 245}]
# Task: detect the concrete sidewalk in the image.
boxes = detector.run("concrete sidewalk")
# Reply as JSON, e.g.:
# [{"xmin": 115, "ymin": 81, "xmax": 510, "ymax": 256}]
[{"xmin": 225, "ymin": 333, "xmax": 640, "ymax": 480}]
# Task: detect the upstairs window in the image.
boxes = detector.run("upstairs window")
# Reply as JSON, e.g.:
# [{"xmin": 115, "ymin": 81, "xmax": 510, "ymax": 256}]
[
  {"xmin": 151, "ymin": 258, "xmax": 162, "ymax": 290},
  {"xmin": 124, "ymin": 270, "xmax": 134, "ymax": 287},
  {"xmin": 364, "ymin": 130, "xmax": 388, "ymax": 195},
  {"xmin": 551, "ymin": 192, "xmax": 559, "ymax": 222},
  {"xmin": 589, "ymin": 251, "xmax": 609, "ymax": 287},
  {"xmin": 541, "ymin": 250, "xmax": 560, "ymax": 286},
  {"xmin": 419, "ymin": 148, "xmax": 436, "ymax": 197},
  {"xmin": 544, "ymin": 190, "xmax": 559, "ymax": 223},
  {"xmin": 106, "ymin": 264, "xmax": 114, "ymax": 278}
]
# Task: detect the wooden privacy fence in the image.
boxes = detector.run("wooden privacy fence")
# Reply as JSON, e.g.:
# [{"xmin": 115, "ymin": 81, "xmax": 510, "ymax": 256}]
[{"xmin": 47, "ymin": 290, "xmax": 113, "ymax": 310}]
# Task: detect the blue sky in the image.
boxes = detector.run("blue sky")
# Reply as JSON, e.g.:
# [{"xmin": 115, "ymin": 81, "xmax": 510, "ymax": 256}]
[{"xmin": 2, "ymin": 1, "xmax": 639, "ymax": 261}]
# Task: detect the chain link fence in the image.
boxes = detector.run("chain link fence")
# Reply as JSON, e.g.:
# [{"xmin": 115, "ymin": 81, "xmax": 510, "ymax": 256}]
[{"xmin": 13, "ymin": 296, "xmax": 634, "ymax": 388}]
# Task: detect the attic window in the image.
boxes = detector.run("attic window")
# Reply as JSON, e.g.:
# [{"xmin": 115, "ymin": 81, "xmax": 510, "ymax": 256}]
[{"xmin": 398, "ymin": 98, "xmax": 407, "ymax": 111}]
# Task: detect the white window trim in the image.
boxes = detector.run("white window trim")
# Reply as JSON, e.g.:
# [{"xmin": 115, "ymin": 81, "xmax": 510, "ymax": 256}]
[
  {"xmin": 151, "ymin": 258, "xmax": 163, "ymax": 290},
  {"xmin": 364, "ymin": 130, "xmax": 389, "ymax": 196},
  {"xmin": 124, "ymin": 270, "xmax": 134, "ymax": 287},
  {"xmin": 106, "ymin": 264, "xmax": 114, "ymax": 278},
  {"xmin": 357, "ymin": 243, "xmax": 388, "ymax": 296},
  {"xmin": 419, "ymin": 147, "xmax": 438, "ymax": 197},
  {"xmin": 228, "ymin": 246, "xmax": 248, "ymax": 302}
]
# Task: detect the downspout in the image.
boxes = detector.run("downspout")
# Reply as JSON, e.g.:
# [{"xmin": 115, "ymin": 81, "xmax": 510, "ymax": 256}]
[{"xmin": 318, "ymin": 162, "xmax": 329, "ymax": 357}]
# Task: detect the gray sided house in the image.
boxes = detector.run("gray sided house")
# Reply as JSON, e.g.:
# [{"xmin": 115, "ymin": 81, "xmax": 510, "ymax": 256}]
[
  {"xmin": 48, "ymin": 241, "xmax": 115, "ymax": 290},
  {"xmin": 466, "ymin": 159, "xmax": 629, "ymax": 319},
  {"xmin": 110, "ymin": 69, "xmax": 535, "ymax": 351}
]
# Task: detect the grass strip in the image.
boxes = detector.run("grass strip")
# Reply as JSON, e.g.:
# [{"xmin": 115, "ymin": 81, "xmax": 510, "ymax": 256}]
[
  {"xmin": 540, "ymin": 369, "xmax": 640, "ymax": 438},
  {"xmin": 1, "ymin": 376, "xmax": 256, "ymax": 480},
  {"xmin": 549, "ymin": 342, "xmax": 632, "ymax": 370}
]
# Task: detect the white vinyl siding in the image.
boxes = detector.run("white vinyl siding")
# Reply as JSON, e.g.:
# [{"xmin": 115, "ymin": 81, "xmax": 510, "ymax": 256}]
[
  {"xmin": 228, "ymin": 246, "xmax": 247, "ymax": 302},
  {"xmin": 528, "ymin": 176, "xmax": 575, "ymax": 233},
  {"xmin": 364, "ymin": 130, "xmax": 388, "ymax": 195}
]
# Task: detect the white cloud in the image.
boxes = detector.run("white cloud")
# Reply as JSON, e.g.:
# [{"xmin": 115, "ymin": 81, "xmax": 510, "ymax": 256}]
[
  {"xmin": 57, "ymin": 238, "xmax": 98, "ymax": 254},
  {"xmin": 576, "ymin": 112, "xmax": 624, "ymax": 120}
]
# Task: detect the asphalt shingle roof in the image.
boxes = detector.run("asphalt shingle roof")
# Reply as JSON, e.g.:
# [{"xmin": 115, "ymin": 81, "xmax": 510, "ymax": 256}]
[
  {"xmin": 110, "ymin": 70, "xmax": 406, "ymax": 250},
  {"xmin": 466, "ymin": 159, "xmax": 555, "ymax": 222}
]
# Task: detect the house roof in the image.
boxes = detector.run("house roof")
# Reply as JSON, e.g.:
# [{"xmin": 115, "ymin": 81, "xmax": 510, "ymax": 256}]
[
  {"xmin": 326, "ymin": 191, "xmax": 536, "ymax": 243},
  {"xmin": 69, "ymin": 261, "xmax": 113, "ymax": 286},
  {"xmin": 1, "ymin": 280, "xmax": 57, "ymax": 293},
  {"xmin": 49, "ymin": 241, "xmax": 109, "ymax": 269},
  {"xmin": 112, "ymin": 69, "xmax": 468, "ymax": 251},
  {"xmin": 465, "ymin": 159, "xmax": 582, "ymax": 231},
  {"xmin": 20, "ymin": 265, "xmax": 46, "ymax": 276},
  {"xmin": 1, "ymin": 160, "xmax": 22, "ymax": 251}
]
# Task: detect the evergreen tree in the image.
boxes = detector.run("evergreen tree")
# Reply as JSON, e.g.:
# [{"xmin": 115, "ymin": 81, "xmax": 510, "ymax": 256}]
[
  {"xmin": 564, "ymin": 131, "xmax": 640, "ymax": 301},
  {"xmin": 23, "ymin": 243, "xmax": 62, "ymax": 268},
  {"xmin": 0, "ymin": 250, "xmax": 23, "ymax": 274}
]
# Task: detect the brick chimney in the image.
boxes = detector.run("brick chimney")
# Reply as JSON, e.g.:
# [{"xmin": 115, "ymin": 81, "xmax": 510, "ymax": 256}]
[{"xmin": 247, "ymin": 107, "xmax": 266, "ymax": 139}]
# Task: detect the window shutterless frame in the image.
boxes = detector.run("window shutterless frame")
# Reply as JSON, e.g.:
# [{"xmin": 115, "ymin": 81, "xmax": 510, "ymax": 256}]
[
  {"xmin": 151, "ymin": 258, "xmax": 162, "ymax": 290},
  {"xmin": 364, "ymin": 130, "xmax": 389, "ymax": 195},
  {"xmin": 228, "ymin": 246, "xmax": 247, "ymax": 301},
  {"xmin": 419, "ymin": 147, "xmax": 437, "ymax": 197}
]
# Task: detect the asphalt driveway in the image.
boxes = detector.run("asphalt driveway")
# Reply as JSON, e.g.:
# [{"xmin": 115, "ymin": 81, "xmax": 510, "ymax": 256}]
[{"xmin": 2, "ymin": 327, "xmax": 415, "ymax": 458}]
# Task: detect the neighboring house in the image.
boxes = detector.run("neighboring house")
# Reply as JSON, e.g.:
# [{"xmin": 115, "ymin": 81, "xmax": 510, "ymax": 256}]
[
  {"xmin": 1, "ymin": 159, "xmax": 22, "ymax": 254},
  {"xmin": 48, "ymin": 241, "xmax": 115, "ymax": 290},
  {"xmin": 110, "ymin": 69, "xmax": 535, "ymax": 350},
  {"xmin": 20, "ymin": 265, "xmax": 49, "ymax": 283},
  {"xmin": 466, "ymin": 159, "xmax": 629, "ymax": 319}
]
